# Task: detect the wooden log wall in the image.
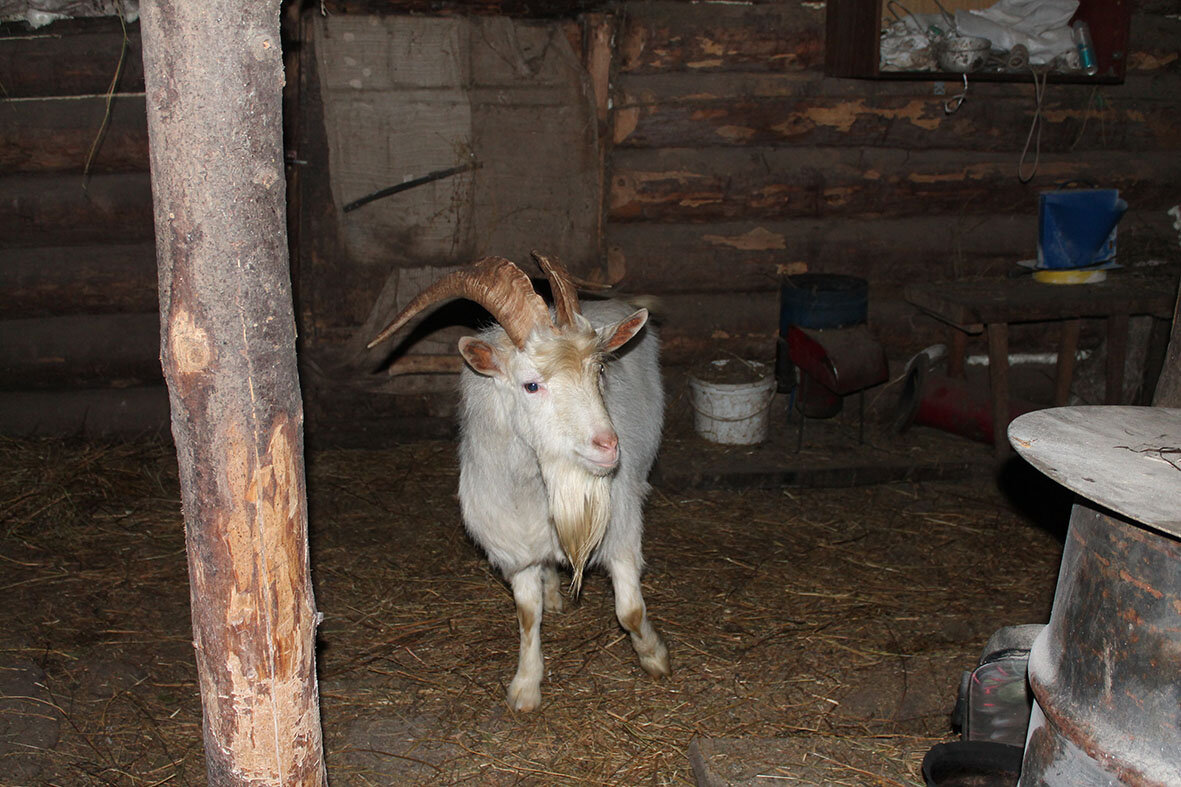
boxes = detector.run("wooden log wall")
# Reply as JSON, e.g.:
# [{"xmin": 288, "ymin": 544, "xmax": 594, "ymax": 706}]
[
  {"xmin": 3, "ymin": 6, "xmax": 1177, "ymax": 439},
  {"xmin": 605, "ymin": 2, "xmax": 1181, "ymax": 363},
  {"xmin": 0, "ymin": 17, "xmax": 167, "ymax": 437}
]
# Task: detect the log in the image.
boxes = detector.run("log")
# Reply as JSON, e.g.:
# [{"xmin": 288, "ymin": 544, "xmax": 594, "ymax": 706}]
[
  {"xmin": 612, "ymin": 73, "xmax": 1181, "ymax": 152},
  {"xmin": 0, "ymin": 313, "xmax": 161, "ymax": 389},
  {"xmin": 606, "ymin": 215, "xmax": 1044, "ymax": 294},
  {"xmin": 0, "ymin": 17, "xmax": 145, "ymax": 98},
  {"xmin": 0, "ymin": 172, "xmax": 154, "ymax": 247},
  {"xmin": 609, "ymin": 148, "xmax": 1181, "ymax": 222},
  {"xmin": 616, "ymin": 1, "xmax": 824, "ymax": 74},
  {"xmin": 320, "ymin": 0, "xmax": 602, "ymax": 17},
  {"xmin": 607, "ymin": 209, "xmax": 1176, "ymax": 292},
  {"xmin": 0, "ymin": 385, "xmax": 169, "ymax": 438},
  {"xmin": 0, "ymin": 94, "xmax": 149, "ymax": 173},
  {"xmin": 0, "ymin": 243, "xmax": 158, "ymax": 317},
  {"xmin": 139, "ymin": 0, "xmax": 326, "ymax": 783},
  {"xmin": 655, "ymin": 291, "xmax": 779, "ymax": 363}
]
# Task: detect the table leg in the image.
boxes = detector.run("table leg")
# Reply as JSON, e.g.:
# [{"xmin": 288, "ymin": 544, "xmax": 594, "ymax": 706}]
[
  {"xmin": 1054, "ymin": 318, "xmax": 1081, "ymax": 406},
  {"xmin": 1140, "ymin": 316, "xmax": 1171, "ymax": 404},
  {"xmin": 987, "ymin": 322, "xmax": 1010, "ymax": 458},
  {"xmin": 949, "ymin": 329, "xmax": 967, "ymax": 378},
  {"xmin": 1105, "ymin": 313, "xmax": 1130, "ymax": 405}
]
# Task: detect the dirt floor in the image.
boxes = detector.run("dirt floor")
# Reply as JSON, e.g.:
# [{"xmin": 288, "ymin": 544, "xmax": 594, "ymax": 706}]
[{"xmin": 0, "ymin": 410, "xmax": 1071, "ymax": 785}]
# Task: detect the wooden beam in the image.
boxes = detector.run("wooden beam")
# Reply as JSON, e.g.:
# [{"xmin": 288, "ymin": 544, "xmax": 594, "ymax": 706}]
[
  {"xmin": 139, "ymin": 0, "xmax": 326, "ymax": 783},
  {"xmin": 0, "ymin": 17, "xmax": 146, "ymax": 97},
  {"xmin": 606, "ymin": 215, "xmax": 1040, "ymax": 294},
  {"xmin": 616, "ymin": 1, "xmax": 824, "ymax": 74},
  {"xmin": 0, "ymin": 173, "xmax": 154, "ymax": 246},
  {"xmin": 612, "ymin": 73, "xmax": 1181, "ymax": 152},
  {"xmin": 0, "ymin": 95, "xmax": 149, "ymax": 173},
  {"xmin": 0, "ymin": 243, "xmax": 157, "ymax": 317},
  {"xmin": 0, "ymin": 385, "xmax": 169, "ymax": 438},
  {"xmin": 0, "ymin": 313, "xmax": 161, "ymax": 388},
  {"xmin": 609, "ymin": 148, "xmax": 1181, "ymax": 222}
]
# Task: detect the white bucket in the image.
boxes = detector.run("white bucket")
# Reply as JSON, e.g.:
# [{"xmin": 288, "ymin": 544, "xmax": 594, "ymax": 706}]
[{"xmin": 688, "ymin": 360, "xmax": 776, "ymax": 445}]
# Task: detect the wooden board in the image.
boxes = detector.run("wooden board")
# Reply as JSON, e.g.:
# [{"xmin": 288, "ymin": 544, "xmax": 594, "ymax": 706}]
[
  {"xmin": 1008, "ymin": 405, "xmax": 1181, "ymax": 536},
  {"xmin": 905, "ymin": 272, "xmax": 1178, "ymax": 326}
]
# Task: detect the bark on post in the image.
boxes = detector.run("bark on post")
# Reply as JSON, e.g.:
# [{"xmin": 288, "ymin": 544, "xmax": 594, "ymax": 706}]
[{"xmin": 139, "ymin": 1, "xmax": 327, "ymax": 783}]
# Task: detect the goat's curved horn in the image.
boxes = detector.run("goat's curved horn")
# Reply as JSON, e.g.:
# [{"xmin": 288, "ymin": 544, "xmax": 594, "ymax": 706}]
[
  {"xmin": 531, "ymin": 250, "xmax": 581, "ymax": 329},
  {"xmin": 367, "ymin": 256, "xmax": 550, "ymax": 350}
]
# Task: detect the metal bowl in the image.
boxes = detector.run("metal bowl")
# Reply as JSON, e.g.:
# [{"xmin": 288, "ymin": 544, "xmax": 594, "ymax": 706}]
[{"xmin": 936, "ymin": 35, "xmax": 991, "ymax": 73}]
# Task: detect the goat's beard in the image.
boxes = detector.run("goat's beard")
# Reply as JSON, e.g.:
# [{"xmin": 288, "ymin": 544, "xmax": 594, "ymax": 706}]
[{"xmin": 542, "ymin": 458, "xmax": 611, "ymax": 597}]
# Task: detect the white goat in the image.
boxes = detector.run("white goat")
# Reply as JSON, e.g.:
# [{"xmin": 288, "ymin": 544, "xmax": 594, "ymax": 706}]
[{"xmin": 368, "ymin": 252, "xmax": 669, "ymax": 711}]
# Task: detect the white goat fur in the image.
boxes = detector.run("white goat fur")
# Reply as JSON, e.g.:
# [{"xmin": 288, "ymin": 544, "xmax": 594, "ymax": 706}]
[{"xmin": 457, "ymin": 299, "xmax": 669, "ymax": 711}]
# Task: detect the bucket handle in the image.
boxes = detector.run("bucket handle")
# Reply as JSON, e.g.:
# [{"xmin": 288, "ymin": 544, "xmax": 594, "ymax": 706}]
[{"xmin": 687, "ymin": 386, "xmax": 778, "ymax": 422}]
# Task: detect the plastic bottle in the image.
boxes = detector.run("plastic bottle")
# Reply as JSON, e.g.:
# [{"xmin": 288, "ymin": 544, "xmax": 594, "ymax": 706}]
[{"xmin": 1072, "ymin": 20, "xmax": 1098, "ymax": 76}]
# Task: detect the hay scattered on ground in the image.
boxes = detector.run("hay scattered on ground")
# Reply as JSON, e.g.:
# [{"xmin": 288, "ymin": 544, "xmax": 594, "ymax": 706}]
[{"xmin": 0, "ymin": 434, "xmax": 1065, "ymax": 785}]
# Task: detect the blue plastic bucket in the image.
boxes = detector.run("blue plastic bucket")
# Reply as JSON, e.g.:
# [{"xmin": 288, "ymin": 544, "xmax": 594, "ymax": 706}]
[{"xmin": 1037, "ymin": 189, "xmax": 1127, "ymax": 270}]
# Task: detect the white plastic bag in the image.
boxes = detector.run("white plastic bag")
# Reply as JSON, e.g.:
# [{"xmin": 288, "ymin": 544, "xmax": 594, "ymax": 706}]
[{"xmin": 956, "ymin": 0, "xmax": 1078, "ymax": 65}]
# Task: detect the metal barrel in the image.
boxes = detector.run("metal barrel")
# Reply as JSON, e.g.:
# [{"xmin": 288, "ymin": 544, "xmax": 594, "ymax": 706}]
[{"xmin": 1019, "ymin": 503, "xmax": 1181, "ymax": 786}]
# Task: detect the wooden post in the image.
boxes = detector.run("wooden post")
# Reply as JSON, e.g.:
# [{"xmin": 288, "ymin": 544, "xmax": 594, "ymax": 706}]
[
  {"xmin": 139, "ymin": 1, "xmax": 327, "ymax": 784},
  {"xmin": 1153, "ymin": 282, "xmax": 1181, "ymax": 407},
  {"xmin": 1054, "ymin": 318, "xmax": 1082, "ymax": 406},
  {"xmin": 986, "ymin": 322, "xmax": 1010, "ymax": 459}
]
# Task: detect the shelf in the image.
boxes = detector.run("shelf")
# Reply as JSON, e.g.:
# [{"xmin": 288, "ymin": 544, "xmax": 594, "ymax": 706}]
[{"xmin": 825, "ymin": 0, "xmax": 1129, "ymax": 83}]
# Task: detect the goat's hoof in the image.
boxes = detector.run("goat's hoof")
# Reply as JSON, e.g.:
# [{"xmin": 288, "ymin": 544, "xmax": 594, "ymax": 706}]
[
  {"xmin": 507, "ymin": 679, "xmax": 542, "ymax": 712},
  {"xmin": 639, "ymin": 641, "xmax": 671, "ymax": 678}
]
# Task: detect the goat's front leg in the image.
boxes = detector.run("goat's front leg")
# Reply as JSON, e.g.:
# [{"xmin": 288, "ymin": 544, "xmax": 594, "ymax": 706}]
[
  {"xmin": 507, "ymin": 564, "xmax": 544, "ymax": 711},
  {"xmin": 608, "ymin": 556, "xmax": 670, "ymax": 678}
]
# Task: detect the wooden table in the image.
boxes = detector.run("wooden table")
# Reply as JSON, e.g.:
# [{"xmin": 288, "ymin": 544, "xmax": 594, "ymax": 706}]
[{"xmin": 905, "ymin": 273, "xmax": 1176, "ymax": 458}]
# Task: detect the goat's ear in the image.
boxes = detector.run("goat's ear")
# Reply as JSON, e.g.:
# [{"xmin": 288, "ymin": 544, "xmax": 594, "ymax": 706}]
[
  {"xmin": 598, "ymin": 308, "xmax": 649, "ymax": 353},
  {"xmin": 458, "ymin": 336, "xmax": 506, "ymax": 378}
]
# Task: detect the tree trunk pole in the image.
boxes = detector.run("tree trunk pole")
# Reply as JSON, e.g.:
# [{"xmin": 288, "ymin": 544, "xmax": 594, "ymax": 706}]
[{"xmin": 139, "ymin": 1, "xmax": 327, "ymax": 783}]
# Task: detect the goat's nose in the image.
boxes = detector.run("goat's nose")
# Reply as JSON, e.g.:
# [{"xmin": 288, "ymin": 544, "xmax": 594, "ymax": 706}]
[{"xmin": 592, "ymin": 431, "xmax": 619, "ymax": 456}]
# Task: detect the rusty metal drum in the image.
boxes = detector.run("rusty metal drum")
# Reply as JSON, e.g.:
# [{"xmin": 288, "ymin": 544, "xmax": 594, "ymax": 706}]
[{"xmin": 1009, "ymin": 406, "xmax": 1181, "ymax": 787}]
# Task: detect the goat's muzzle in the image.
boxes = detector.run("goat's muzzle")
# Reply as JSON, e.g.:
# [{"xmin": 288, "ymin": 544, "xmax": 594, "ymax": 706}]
[{"xmin": 583, "ymin": 430, "xmax": 620, "ymax": 473}]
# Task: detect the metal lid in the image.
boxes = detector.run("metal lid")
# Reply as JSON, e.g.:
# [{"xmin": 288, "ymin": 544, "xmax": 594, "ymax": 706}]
[{"xmin": 1008, "ymin": 406, "xmax": 1181, "ymax": 537}]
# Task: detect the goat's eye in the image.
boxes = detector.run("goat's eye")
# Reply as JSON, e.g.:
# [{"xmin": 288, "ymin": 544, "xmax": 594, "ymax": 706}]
[{"xmin": 523, "ymin": 382, "xmax": 541, "ymax": 394}]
